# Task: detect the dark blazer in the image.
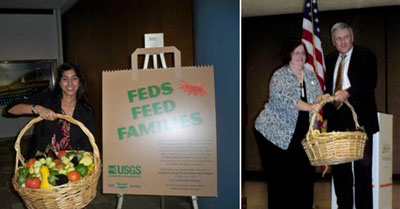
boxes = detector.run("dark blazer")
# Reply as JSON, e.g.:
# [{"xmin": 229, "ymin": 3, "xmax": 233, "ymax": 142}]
[
  {"xmin": 17, "ymin": 89, "xmax": 95, "ymax": 156},
  {"xmin": 324, "ymin": 46, "xmax": 379, "ymax": 135}
]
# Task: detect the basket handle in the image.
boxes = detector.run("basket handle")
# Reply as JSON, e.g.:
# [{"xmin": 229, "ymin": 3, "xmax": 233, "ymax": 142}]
[
  {"xmin": 14, "ymin": 114, "xmax": 100, "ymax": 174},
  {"xmin": 306, "ymin": 98, "xmax": 361, "ymax": 139}
]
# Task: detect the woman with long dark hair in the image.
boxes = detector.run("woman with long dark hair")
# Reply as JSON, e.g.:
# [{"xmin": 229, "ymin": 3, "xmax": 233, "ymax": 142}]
[{"xmin": 8, "ymin": 63, "xmax": 95, "ymax": 156}]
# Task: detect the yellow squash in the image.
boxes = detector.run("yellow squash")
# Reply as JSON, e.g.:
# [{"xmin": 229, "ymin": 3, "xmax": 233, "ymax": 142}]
[{"xmin": 40, "ymin": 166, "xmax": 52, "ymax": 189}]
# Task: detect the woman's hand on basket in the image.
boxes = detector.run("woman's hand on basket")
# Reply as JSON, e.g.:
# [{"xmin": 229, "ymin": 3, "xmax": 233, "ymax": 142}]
[
  {"xmin": 315, "ymin": 93, "xmax": 334, "ymax": 103},
  {"xmin": 36, "ymin": 105, "xmax": 57, "ymax": 121},
  {"xmin": 309, "ymin": 103, "xmax": 322, "ymax": 113},
  {"xmin": 323, "ymin": 94, "xmax": 335, "ymax": 103}
]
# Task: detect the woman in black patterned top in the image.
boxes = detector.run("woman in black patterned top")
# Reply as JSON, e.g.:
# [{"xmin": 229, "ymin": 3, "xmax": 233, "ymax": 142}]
[
  {"xmin": 255, "ymin": 39, "xmax": 332, "ymax": 209},
  {"xmin": 8, "ymin": 63, "xmax": 95, "ymax": 156}
]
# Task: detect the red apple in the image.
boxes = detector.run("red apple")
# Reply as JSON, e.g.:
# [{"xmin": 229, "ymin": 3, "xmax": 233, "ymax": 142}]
[{"xmin": 25, "ymin": 177, "xmax": 41, "ymax": 189}]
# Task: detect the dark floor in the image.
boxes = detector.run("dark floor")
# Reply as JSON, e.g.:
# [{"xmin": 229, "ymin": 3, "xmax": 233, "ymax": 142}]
[
  {"xmin": 243, "ymin": 172, "xmax": 400, "ymax": 209},
  {"xmin": 0, "ymin": 138, "xmax": 193, "ymax": 209}
]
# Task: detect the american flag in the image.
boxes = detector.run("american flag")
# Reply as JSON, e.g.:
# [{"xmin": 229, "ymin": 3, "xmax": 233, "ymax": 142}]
[
  {"xmin": 302, "ymin": 0, "xmax": 326, "ymax": 91},
  {"xmin": 302, "ymin": 0, "xmax": 328, "ymax": 174}
]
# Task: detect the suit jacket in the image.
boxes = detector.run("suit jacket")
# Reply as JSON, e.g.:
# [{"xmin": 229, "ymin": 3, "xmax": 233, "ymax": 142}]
[{"xmin": 324, "ymin": 46, "xmax": 379, "ymax": 135}]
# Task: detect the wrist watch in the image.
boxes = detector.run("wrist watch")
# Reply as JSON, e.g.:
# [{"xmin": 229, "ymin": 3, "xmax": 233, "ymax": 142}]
[{"xmin": 31, "ymin": 104, "xmax": 37, "ymax": 115}]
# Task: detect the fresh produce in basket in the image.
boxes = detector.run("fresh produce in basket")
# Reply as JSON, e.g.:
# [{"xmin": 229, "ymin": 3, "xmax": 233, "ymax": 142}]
[
  {"xmin": 12, "ymin": 114, "xmax": 101, "ymax": 209},
  {"xmin": 16, "ymin": 150, "xmax": 95, "ymax": 189}
]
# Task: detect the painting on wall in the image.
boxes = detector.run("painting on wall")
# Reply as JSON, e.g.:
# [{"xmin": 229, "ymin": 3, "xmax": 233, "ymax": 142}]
[{"xmin": 0, "ymin": 60, "xmax": 57, "ymax": 106}]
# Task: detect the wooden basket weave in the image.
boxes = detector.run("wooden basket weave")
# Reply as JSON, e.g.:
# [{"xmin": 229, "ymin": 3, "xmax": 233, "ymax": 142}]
[
  {"xmin": 301, "ymin": 100, "xmax": 368, "ymax": 166},
  {"xmin": 12, "ymin": 114, "xmax": 101, "ymax": 209}
]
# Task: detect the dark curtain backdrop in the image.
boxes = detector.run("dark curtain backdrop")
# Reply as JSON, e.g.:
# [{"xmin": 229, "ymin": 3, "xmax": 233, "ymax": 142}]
[
  {"xmin": 62, "ymin": 0, "xmax": 194, "ymax": 148},
  {"xmin": 243, "ymin": 6, "xmax": 400, "ymax": 175}
]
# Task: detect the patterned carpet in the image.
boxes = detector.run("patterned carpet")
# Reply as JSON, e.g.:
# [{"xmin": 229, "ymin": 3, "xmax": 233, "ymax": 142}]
[{"xmin": 0, "ymin": 138, "xmax": 192, "ymax": 209}]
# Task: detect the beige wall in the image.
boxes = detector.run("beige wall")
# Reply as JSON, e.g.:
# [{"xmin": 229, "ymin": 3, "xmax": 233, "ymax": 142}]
[
  {"xmin": 243, "ymin": 6, "xmax": 399, "ymax": 174},
  {"xmin": 0, "ymin": 13, "xmax": 61, "ymax": 139}
]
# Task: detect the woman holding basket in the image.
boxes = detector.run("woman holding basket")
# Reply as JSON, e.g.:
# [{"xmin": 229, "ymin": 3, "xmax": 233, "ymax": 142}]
[
  {"xmin": 255, "ymin": 39, "xmax": 332, "ymax": 209},
  {"xmin": 7, "ymin": 63, "xmax": 94, "ymax": 157}
]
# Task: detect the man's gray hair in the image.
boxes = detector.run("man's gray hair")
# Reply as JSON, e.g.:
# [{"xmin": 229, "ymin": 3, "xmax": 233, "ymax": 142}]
[{"xmin": 331, "ymin": 22, "xmax": 353, "ymax": 40}]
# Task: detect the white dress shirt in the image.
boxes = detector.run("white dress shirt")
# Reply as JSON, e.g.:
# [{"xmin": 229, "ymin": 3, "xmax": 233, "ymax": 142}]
[{"xmin": 333, "ymin": 47, "xmax": 353, "ymax": 93}]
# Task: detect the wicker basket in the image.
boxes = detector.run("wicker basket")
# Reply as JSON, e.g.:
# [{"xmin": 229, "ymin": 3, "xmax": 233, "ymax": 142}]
[
  {"xmin": 12, "ymin": 114, "xmax": 101, "ymax": 209},
  {"xmin": 301, "ymin": 100, "xmax": 368, "ymax": 166}
]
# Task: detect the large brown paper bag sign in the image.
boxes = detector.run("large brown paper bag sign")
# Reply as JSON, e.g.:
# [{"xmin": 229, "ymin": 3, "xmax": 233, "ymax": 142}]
[{"xmin": 102, "ymin": 46, "xmax": 217, "ymax": 196}]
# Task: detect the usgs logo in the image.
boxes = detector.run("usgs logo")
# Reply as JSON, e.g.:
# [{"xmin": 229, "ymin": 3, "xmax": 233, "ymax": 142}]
[{"xmin": 108, "ymin": 165, "xmax": 142, "ymax": 176}]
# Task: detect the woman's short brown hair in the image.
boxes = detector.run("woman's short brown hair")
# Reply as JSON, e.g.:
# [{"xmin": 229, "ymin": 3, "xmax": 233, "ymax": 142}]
[{"xmin": 280, "ymin": 39, "xmax": 309, "ymax": 65}]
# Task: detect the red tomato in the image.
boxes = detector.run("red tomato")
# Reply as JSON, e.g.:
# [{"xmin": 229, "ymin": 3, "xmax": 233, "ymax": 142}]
[
  {"xmin": 55, "ymin": 163, "xmax": 65, "ymax": 169},
  {"xmin": 57, "ymin": 150, "xmax": 67, "ymax": 158},
  {"xmin": 25, "ymin": 177, "xmax": 41, "ymax": 189},
  {"xmin": 67, "ymin": 171, "xmax": 81, "ymax": 182},
  {"xmin": 26, "ymin": 158, "xmax": 36, "ymax": 169},
  {"xmin": 53, "ymin": 159, "xmax": 61, "ymax": 164}
]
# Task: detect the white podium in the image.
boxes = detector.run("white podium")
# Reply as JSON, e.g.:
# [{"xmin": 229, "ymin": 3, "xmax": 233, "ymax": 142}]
[{"xmin": 331, "ymin": 112, "xmax": 393, "ymax": 209}]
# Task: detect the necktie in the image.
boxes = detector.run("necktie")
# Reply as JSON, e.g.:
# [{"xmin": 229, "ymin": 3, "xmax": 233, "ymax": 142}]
[
  {"xmin": 334, "ymin": 54, "xmax": 346, "ymax": 93},
  {"xmin": 333, "ymin": 54, "xmax": 346, "ymax": 109}
]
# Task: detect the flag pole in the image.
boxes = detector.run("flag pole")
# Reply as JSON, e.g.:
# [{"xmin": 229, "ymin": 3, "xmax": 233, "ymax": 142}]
[{"xmin": 310, "ymin": 1, "xmax": 318, "ymax": 76}]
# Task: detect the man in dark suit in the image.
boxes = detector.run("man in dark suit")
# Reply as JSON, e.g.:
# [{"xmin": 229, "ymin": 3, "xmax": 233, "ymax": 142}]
[{"xmin": 324, "ymin": 22, "xmax": 379, "ymax": 209}]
